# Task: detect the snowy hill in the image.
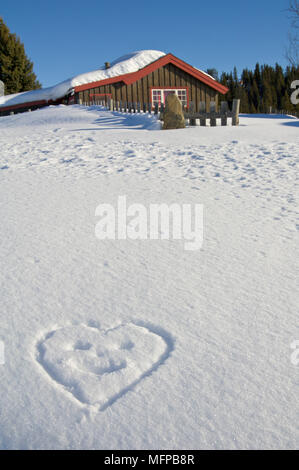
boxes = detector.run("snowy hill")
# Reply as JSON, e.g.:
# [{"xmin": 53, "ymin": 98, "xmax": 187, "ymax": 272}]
[{"xmin": 0, "ymin": 106, "xmax": 298, "ymax": 449}]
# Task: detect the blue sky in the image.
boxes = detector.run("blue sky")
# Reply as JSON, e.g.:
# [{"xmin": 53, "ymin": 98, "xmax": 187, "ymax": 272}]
[{"xmin": 0, "ymin": 0, "xmax": 292, "ymax": 88}]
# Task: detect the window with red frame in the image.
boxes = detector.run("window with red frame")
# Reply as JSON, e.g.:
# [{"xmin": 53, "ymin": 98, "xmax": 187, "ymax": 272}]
[
  {"xmin": 151, "ymin": 88, "xmax": 187, "ymax": 108},
  {"xmin": 152, "ymin": 89, "xmax": 162, "ymax": 107}
]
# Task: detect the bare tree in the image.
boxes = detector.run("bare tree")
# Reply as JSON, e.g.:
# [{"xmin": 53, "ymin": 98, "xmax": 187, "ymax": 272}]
[{"xmin": 286, "ymin": 0, "xmax": 299, "ymax": 66}]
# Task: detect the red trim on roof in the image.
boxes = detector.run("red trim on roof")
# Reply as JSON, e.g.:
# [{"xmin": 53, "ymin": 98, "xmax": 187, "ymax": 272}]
[
  {"xmin": 74, "ymin": 53, "xmax": 228, "ymax": 95},
  {"xmin": 0, "ymin": 99, "xmax": 48, "ymax": 112},
  {"xmin": 0, "ymin": 97, "xmax": 65, "ymax": 113}
]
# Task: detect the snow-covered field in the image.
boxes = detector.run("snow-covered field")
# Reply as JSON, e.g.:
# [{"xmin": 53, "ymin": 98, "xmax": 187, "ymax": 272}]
[{"xmin": 0, "ymin": 105, "xmax": 298, "ymax": 450}]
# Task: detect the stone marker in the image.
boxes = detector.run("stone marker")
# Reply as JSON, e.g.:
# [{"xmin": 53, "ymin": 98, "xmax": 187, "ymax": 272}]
[{"xmin": 162, "ymin": 94, "xmax": 185, "ymax": 130}]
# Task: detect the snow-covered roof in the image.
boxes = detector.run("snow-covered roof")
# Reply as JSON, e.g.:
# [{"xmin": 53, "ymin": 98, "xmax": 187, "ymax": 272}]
[
  {"xmin": 0, "ymin": 50, "xmax": 166, "ymax": 109},
  {"xmin": 194, "ymin": 68, "xmax": 216, "ymax": 81},
  {"xmin": 0, "ymin": 50, "xmax": 222, "ymax": 109}
]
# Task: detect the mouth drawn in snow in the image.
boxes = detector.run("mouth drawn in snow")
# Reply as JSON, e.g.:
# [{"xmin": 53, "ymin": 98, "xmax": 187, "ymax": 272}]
[{"xmin": 36, "ymin": 322, "xmax": 173, "ymax": 411}]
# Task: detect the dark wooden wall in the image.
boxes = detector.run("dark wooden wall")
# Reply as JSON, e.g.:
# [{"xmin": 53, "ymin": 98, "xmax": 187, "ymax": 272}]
[{"xmin": 75, "ymin": 63, "xmax": 219, "ymax": 112}]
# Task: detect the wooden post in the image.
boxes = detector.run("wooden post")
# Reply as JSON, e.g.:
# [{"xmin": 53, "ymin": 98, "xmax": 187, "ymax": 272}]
[
  {"xmin": 189, "ymin": 101, "xmax": 196, "ymax": 126},
  {"xmin": 148, "ymin": 103, "xmax": 152, "ymax": 114},
  {"xmin": 220, "ymin": 101, "xmax": 228, "ymax": 126},
  {"xmin": 210, "ymin": 101, "xmax": 216, "ymax": 126},
  {"xmin": 133, "ymin": 102, "xmax": 137, "ymax": 113},
  {"xmin": 160, "ymin": 103, "xmax": 164, "ymax": 121},
  {"xmin": 232, "ymin": 99, "xmax": 240, "ymax": 126},
  {"xmin": 199, "ymin": 102, "xmax": 206, "ymax": 126},
  {"xmin": 137, "ymin": 102, "xmax": 141, "ymax": 113},
  {"xmin": 143, "ymin": 102, "xmax": 147, "ymax": 113},
  {"xmin": 154, "ymin": 103, "xmax": 159, "ymax": 115}
]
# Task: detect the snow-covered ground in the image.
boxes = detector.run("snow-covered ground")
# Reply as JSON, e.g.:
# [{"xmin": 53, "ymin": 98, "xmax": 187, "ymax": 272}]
[{"xmin": 0, "ymin": 105, "xmax": 298, "ymax": 449}]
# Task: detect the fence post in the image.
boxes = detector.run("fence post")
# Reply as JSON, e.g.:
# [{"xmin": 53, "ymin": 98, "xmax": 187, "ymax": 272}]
[
  {"xmin": 143, "ymin": 102, "xmax": 147, "ymax": 113},
  {"xmin": 199, "ymin": 102, "xmax": 206, "ymax": 126},
  {"xmin": 154, "ymin": 103, "xmax": 158, "ymax": 115},
  {"xmin": 220, "ymin": 101, "xmax": 228, "ymax": 126},
  {"xmin": 210, "ymin": 101, "xmax": 216, "ymax": 126},
  {"xmin": 137, "ymin": 102, "xmax": 141, "ymax": 113},
  {"xmin": 160, "ymin": 103, "xmax": 165, "ymax": 121},
  {"xmin": 232, "ymin": 99, "xmax": 240, "ymax": 126},
  {"xmin": 189, "ymin": 101, "xmax": 196, "ymax": 126},
  {"xmin": 148, "ymin": 103, "xmax": 152, "ymax": 114}
]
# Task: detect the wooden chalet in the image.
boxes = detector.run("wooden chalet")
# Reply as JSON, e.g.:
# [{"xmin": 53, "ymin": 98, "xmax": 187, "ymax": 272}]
[
  {"xmin": 0, "ymin": 52, "xmax": 228, "ymax": 116},
  {"xmin": 73, "ymin": 54, "xmax": 228, "ymax": 112}
]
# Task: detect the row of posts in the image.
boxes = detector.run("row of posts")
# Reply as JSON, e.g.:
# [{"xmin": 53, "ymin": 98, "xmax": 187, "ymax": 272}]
[
  {"xmin": 187, "ymin": 99, "xmax": 240, "ymax": 126},
  {"xmin": 98, "ymin": 98, "xmax": 240, "ymax": 126},
  {"xmin": 74, "ymin": 96, "xmax": 241, "ymax": 126}
]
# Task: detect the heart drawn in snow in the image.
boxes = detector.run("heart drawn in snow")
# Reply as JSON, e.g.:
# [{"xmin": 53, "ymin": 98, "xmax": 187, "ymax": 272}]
[{"xmin": 37, "ymin": 322, "xmax": 171, "ymax": 410}]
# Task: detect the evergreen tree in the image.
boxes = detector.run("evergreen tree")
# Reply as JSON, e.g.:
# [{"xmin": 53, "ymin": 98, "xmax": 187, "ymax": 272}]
[
  {"xmin": 218, "ymin": 61, "xmax": 299, "ymax": 115},
  {"xmin": 0, "ymin": 17, "xmax": 41, "ymax": 95},
  {"xmin": 249, "ymin": 77, "xmax": 260, "ymax": 112},
  {"xmin": 253, "ymin": 63, "xmax": 262, "ymax": 94},
  {"xmin": 274, "ymin": 64, "xmax": 285, "ymax": 108},
  {"xmin": 261, "ymin": 79, "xmax": 272, "ymax": 112},
  {"xmin": 206, "ymin": 68, "xmax": 219, "ymax": 81}
]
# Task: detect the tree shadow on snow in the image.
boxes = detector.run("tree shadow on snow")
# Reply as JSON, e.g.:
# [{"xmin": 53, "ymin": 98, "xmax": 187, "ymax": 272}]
[
  {"xmin": 241, "ymin": 113, "xmax": 298, "ymax": 120},
  {"xmin": 281, "ymin": 120, "xmax": 299, "ymax": 127},
  {"xmin": 72, "ymin": 107, "xmax": 160, "ymax": 131}
]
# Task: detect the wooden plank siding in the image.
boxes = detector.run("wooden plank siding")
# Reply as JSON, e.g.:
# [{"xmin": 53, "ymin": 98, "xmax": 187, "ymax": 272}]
[{"xmin": 75, "ymin": 64, "xmax": 219, "ymax": 111}]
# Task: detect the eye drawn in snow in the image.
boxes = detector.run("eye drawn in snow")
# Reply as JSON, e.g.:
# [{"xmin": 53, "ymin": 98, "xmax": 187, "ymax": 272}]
[{"xmin": 36, "ymin": 322, "xmax": 173, "ymax": 411}]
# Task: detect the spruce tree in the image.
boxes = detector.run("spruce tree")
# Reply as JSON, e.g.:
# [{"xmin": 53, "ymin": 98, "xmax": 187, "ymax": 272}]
[
  {"xmin": 219, "ymin": 61, "xmax": 299, "ymax": 115},
  {"xmin": 0, "ymin": 17, "xmax": 41, "ymax": 95},
  {"xmin": 261, "ymin": 79, "xmax": 272, "ymax": 113}
]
